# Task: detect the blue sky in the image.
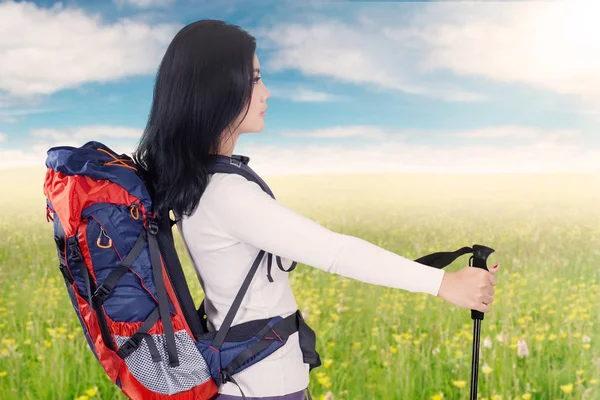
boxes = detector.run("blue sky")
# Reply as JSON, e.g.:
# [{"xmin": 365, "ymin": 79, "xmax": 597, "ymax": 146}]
[{"xmin": 0, "ymin": 0, "xmax": 599, "ymax": 175}]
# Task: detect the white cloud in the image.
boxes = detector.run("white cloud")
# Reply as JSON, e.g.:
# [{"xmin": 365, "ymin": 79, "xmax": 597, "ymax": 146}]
[
  {"xmin": 0, "ymin": 1, "xmax": 179, "ymax": 97},
  {"xmin": 242, "ymin": 138, "xmax": 600, "ymax": 177},
  {"xmin": 269, "ymin": 86, "xmax": 347, "ymax": 103},
  {"xmin": 259, "ymin": 1, "xmax": 600, "ymax": 108},
  {"xmin": 0, "ymin": 107, "xmax": 64, "ymax": 123},
  {"xmin": 276, "ymin": 124, "xmax": 582, "ymax": 145},
  {"xmin": 416, "ymin": 1, "xmax": 600, "ymax": 106},
  {"xmin": 259, "ymin": 20, "xmax": 486, "ymax": 103},
  {"xmin": 113, "ymin": 0, "xmax": 175, "ymax": 9},
  {"xmin": 30, "ymin": 126, "xmax": 143, "ymax": 142},
  {"xmin": 243, "ymin": 124, "xmax": 599, "ymax": 175},
  {"xmin": 0, "ymin": 148, "xmax": 46, "ymax": 169},
  {"xmin": 0, "ymin": 139, "xmax": 138, "ymax": 169},
  {"xmin": 1, "ymin": 123, "xmax": 596, "ymax": 173},
  {"xmin": 0, "ymin": 125, "xmax": 142, "ymax": 169},
  {"xmin": 280, "ymin": 125, "xmax": 400, "ymax": 140},
  {"xmin": 453, "ymin": 126, "xmax": 580, "ymax": 141}
]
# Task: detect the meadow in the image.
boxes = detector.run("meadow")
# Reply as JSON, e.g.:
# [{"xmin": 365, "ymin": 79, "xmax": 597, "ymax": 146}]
[{"xmin": 0, "ymin": 167, "xmax": 599, "ymax": 400}]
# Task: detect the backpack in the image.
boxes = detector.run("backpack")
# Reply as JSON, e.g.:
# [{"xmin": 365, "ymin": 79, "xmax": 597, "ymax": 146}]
[{"xmin": 43, "ymin": 141, "xmax": 493, "ymax": 400}]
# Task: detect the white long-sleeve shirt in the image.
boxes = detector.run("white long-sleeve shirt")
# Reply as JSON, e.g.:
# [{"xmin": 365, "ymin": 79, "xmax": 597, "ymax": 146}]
[{"xmin": 177, "ymin": 162, "xmax": 446, "ymax": 397}]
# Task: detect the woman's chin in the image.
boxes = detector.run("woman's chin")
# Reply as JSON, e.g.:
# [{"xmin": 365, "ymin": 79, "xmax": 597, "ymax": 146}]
[{"xmin": 252, "ymin": 122, "xmax": 266, "ymax": 132}]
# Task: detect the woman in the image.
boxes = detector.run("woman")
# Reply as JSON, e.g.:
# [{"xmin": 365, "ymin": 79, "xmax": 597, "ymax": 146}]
[{"xmin": 133, "ymin": 19, "xmax": 499, "ymax": 400}]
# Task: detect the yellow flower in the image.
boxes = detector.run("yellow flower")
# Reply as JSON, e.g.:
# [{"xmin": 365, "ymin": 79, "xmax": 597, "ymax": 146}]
[
  {"xmin": 482, "ymin": 364, "xmax": 493, "ymax": 375},
  {"xmin": 491, "ymin": 395, "xmax": 503, "ymax": 400},
  {"xmin": 589, "ymin": 379, "xmax": 598, "ymax": 385},
  {"xmin": 522, "ymin": 393, "xmax": 532, "ymax": 399},
  {"xmin": 352, "ymin": 342, "xmax": 361, "ymax": 351},
  {"xmin": 576, "ymin": 370, "xmax": 585, "ymax": 376},
  {"xmin": 430, "ymin": 393, "xmax": 444, "ymax": 400},
  {"xmin": 583, "ymin": 344, "xmax": 591, "ymax": 349},
  {"xmin": 390, "ymin": 346, "xmax": 398, "ymax": 354},
  {"xmin": 0, "ymin": 371, "xmax": 7, "ymax": 378},
  {"xmin": 452, "ymin": 380, "xmax": 467, "ymax": 388},
  {"xmin": 323, "ymin": 359, "xmax": 333, "ymax": 368},
  {"xmin": 560, "ymin": 383, "xmax": 573, "ymax": 394},
  {"xmin": 75, "ymin": 396, "xmax": 89, "ymax": 400},
  {"xmin": 45, "ymin": 340, "xmax": 52, "ymax": 348},
  {"xmin": 85, "ymin": 387, "xmax": 98, "ymax": 397},
  {"xmin": 455, "ymin": 350, "xmax": 463, "ymax": 358},
  {"xmin": 320, "ymin": 392, "xmax": 334, "ymax": 400}
]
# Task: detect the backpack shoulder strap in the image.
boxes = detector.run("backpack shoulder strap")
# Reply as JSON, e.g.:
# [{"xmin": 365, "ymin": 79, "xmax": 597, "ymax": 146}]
[
  {"xmin": 206, "ymin": 158, "xmax": 298, "ymax": 282},
  {"xmin": 203, "ymin": 157, "xmax": 297, "ymax": 348},
  {"xmin": 208, "ymin": 156, "xmax": 275, "ymax": 199}
]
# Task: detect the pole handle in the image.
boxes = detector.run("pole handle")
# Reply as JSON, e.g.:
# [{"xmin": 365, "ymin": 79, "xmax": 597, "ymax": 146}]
[{"xmin": 469, "ymin": 244, "xmax": 495, "ymax": 321}]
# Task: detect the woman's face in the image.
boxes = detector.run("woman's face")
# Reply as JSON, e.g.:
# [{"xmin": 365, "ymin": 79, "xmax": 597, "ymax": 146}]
[
  {"xmin": 218, "ymin": 53, "xmax": 269, "ymax": 156},
  {"xmin": 233, "ymin": 53, "xmax": 269, "ymax": 135}
]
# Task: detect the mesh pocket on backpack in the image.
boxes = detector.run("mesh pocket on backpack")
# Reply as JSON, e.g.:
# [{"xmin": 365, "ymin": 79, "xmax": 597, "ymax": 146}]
[{"xmin": 114, "ymin": 330, "xmax": 213, "ymax": 395}]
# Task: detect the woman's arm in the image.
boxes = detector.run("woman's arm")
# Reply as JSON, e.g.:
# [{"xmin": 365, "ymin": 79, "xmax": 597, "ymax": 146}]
[{"xmin": 200, "ymin": 173, "xmax": 445, "ymax": 296}]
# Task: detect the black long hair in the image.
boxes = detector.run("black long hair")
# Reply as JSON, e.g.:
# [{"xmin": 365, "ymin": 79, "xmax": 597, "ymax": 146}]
[{"xmin": 132, "ymin": 19, "xmax": 256, "ymax": 219}]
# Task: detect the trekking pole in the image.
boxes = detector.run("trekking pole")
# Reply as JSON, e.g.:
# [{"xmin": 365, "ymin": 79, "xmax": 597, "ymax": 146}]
[{"xmin": 468, "ymin": 244, "xmax": 495, "ymax": 400}]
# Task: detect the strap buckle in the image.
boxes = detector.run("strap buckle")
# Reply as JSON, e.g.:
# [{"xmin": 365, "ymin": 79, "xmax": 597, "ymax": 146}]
[
  {"xmin": 58, "ymin": 263, "xmax": 74, "ymax": 285},
  {"xmin": 67, "ymin": 237, "xmax": 82, "ymax": 261},
  {"xmin": 69, "ymin": 244, "xmax": 83, "ymax": 262},
  {"xmin": 117, "ymin": 334, "xmax": 142, "ymax": 358},
  {"xmin": 148, "ymin": 220, "xmax": 159, "ymax": 235},
  {"xmin": 219, "ymin": 370, "xmax": 230, "ymax": 384},
  {"xmin": 54, "ymin": 235, "xmax": 65, "ymax": 251},
  {"xmin": 93, "ymin": 284, "xmax": 112, "ymax": 303}
]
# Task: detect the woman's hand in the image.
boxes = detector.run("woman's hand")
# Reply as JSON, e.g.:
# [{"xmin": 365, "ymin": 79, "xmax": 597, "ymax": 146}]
[{"xmin": 436, "ymin": 264, "xmax": 499, "ymax": 313}]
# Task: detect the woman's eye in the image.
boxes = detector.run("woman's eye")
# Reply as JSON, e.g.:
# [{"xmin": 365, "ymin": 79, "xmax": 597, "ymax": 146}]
[{"xmin": 253, "ymin": 76, "xmax": 262, "ymax": 83}]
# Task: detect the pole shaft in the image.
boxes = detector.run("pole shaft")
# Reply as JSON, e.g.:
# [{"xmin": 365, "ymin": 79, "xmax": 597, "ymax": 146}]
[{"xmin": 470, "ymin": 319, "xmax": 481, "ymax": 400}]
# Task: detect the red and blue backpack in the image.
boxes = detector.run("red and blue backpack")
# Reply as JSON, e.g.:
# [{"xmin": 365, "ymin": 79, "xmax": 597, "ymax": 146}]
[{"xmin": 43, "ymin": 141, "xmax": 490, "ymax": 399}]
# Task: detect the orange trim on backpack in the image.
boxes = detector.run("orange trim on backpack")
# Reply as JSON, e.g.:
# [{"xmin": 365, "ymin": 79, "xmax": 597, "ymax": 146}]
[
  {"xmin": 97, "ymin": 237, "xmax": 113, "ymax": 249},
  {"xmin": 97, "ymin": 148, "xmax": 138, "ymax": 172},
  {"xmin": 130, "ymin": 205, "xmax": 139, "ymax": 220}
]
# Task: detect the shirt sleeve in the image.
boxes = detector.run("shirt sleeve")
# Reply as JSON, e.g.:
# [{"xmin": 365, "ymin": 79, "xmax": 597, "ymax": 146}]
[{"xmin": 203, "ymin": 173, "xmax": 445, "ymax": 296}]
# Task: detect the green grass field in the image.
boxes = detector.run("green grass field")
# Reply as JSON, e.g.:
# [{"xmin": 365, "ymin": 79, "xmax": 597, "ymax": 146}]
[{"xmin": 1, "ymin": 167, "xmax": 599, "ymax": 400}]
